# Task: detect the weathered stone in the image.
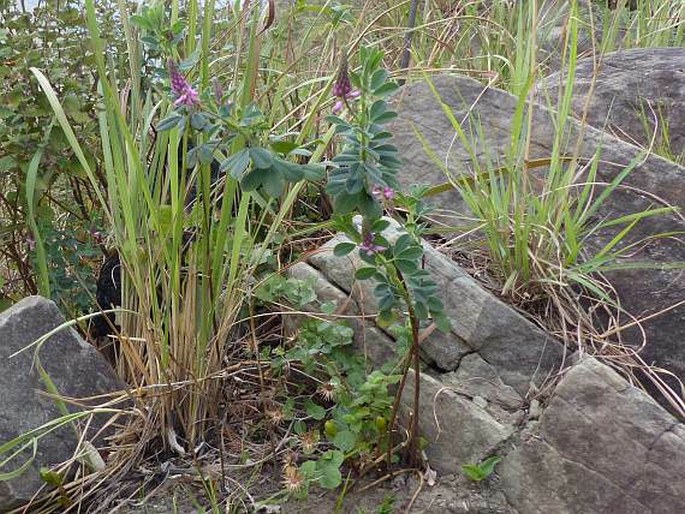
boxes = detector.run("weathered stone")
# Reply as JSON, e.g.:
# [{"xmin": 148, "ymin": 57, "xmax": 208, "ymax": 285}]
[
  {"xmin": 537, "ymin": 0, "xmax": 602, "ymax": 73},
  {"xmin": 389, "ymin": 74, "xmax": 685, "ymax": 392},
  {"xmin": 308, "ymin": 220, "xmax": 566, "ymax": 396},
  {"xmin": 422, "ymin": 246, "xmax": 566, "ymax": 395},
  {"xmin": 0, "ymin": 296, "xmax": 126, "ymax": 511},
  {"xmin": 442, "ymin": 353, "xmax": 525, "ymax": 413},
  {"xmin": 538, "ymin": 47, "xmax": 685, "ymax": 159},
  {"xmin": 287, "ymin": 261, "xmax": 350, "ymax": 310},
  {"xmin": 402, "ymin": 370, "xmax": 515, "ymax": 475},
  {"xmin": 308, "ymin": 234, "xmax": 380, "ymax": 316},
  {"xmin": 498, "ymin": 357, "xmax": 685, "ymax": 514}
]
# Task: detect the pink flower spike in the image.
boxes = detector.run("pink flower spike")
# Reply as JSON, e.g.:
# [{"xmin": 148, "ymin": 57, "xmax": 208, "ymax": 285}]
[
  {"xmin": 168, "ymin": 59, "xmax": 200, "ymax": 109},
  {"xmin": 331, "ymin": 54, "xmax": 361, "ymax": 112},
  {"xmin": 173, "ymin": 88, "xmax": 200, "ymax": 108},
  {"xmin": 333, "ymin": 54, "xmax": 352, "ymax": 99}
]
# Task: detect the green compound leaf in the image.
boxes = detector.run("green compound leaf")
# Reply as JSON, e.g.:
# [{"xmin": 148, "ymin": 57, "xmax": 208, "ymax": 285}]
[
  {"xmin": 272, "ymin": 157, "xmax": 304, "ymax": 182},
  {"xmin": 395, "ymin": 258, "xmax": 418, "ymax": 274},
  {"xmin": 355, "ymin": 267, "xmax": 377, "ymax": 280},
  {"xmin": 371, "ymin": 110, "xmax": 398, "ymax": 125},
  {"xmin": 156, "ymin": 114, "xmax": 183, "ymax": 132},
  {"xmin": 333, "ymin": 242, "xmax": 357, "ymax": 257},
  {"xmin": 373, "ymin": 82, "xmax": 400, "ymax": 97},
  {"xmin": 333, "ymin": 191, "xmax": 362, "ymax": 214},
  {"xmin": 369, "ymin": 99, "xmax": 387, "ymax": 121},
  {"xmin": 249, "ymin": 146, "xmax": 273, "ymax": 169},
  {"xmin": 301, "ymin": 163, "xmax": 325, "ymax": 181},
  {"xmin": 190, "ymin": 111, "xmax": 208, "ymax": 130},
  {"xmin": 371, "ymin": 218, "xmax": 391, "ymax": 233},
  {"xmin": 220, "ymin": 148, "xmax": 250, "ymax": 179}
]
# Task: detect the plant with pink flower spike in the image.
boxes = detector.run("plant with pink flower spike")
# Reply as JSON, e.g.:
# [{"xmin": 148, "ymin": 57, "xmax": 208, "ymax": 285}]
[
  {"xmin": 327, "ymin": 48, "xmax": 448, "ymax": 469},
  {"xmin": 157, "ymin": 59, "xmax": 325, "ymax": 195}
]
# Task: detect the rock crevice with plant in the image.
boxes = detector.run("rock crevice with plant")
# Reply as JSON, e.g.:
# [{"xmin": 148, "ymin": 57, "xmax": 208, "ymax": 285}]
[{"xmin": 1, "ymin": 0, "xmax": 684, "ymax": 512}]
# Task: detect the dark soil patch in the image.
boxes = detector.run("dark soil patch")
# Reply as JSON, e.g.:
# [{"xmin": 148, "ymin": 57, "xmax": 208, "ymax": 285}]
[{"xmin": 119, "ymin": 469, "xmax": 514, "ymax": 513}]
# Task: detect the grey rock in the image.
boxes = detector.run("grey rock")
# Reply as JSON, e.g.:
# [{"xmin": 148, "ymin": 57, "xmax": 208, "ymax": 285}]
[
  {"xmin": 284, "ymin": 261, "xmax": 358, "ymax": 337},
  {"xmin": 442, "ymin": 353, "xmax": 525, "ymax": 413},
  {"xmin": 421, "ymin": 246, "xmax": 566, "ymax": 396},
  {"xmin": 538, "ymin": 47, "xmax": 685, "ymax": 160},
  {"xmin": 402, "ymin": 370, "xmax": 515, "ymax": 475},
  {"xmin": 498, "ymin": 357, "xmax": 685, "ymax": 514},
  {"xmin": 308, "ymin": 220, "xmax": 566, "ymax": 396},
  {"xmin": 472, "ymin": 395, "xmax": 488, "ymax": 409},
  {"xmin": 287, "ymin": 261, "xmax": 351, "ymax": 310},
  {"xmin": 308, "ymin": 234, "xmax": 381, "ymax": 316},
  {"xmin": 528, "ymin": 398, "xmax": 542, "ymax": 420},
  {"xmin": 0, "ymin": 296, "xmax": 126, "ymax": 511},
  {"xmin": 389, "ymin": 74, "xmax": 685, "ymax": 393}
]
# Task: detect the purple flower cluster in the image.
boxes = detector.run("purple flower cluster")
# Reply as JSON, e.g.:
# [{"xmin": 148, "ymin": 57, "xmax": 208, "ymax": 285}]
[
  {"xmin": 332, "ymin": 55, "xmax": 360, "ymax": 114},
  {"xmin": 168, "ymin": 59, "xmax": 199, "ymax": 108},
  {"xmin": 372, "ymin": 185, "xmax": 395, "ymax": 201},
  {"xmin": 359, "ymin": 232, "xmax": 386, "ymax": 256}
]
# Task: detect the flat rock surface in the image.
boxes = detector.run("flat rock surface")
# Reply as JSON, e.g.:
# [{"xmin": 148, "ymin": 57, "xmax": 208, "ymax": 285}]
[
  {"xmin": 498, "ymin": 357, "xmax": 685, "ymax": 514},
  {"xmin": 388, "ymin": 74, "xmax": 685, "ymax": 392},
  {"xmin": 538, "ymin": 47, "xmax": 685, "ymax": 160},
  {"xmin": 0, "ymin": 296, "xmax": 125, "ymax": 511},
  {"xmin": 402, "ymin": 370, "xmax": 515, "ymax": 475}
]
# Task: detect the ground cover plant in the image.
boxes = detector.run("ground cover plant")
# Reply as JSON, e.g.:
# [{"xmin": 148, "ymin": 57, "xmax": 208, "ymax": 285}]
[{"xmin": 1, "ymin": 0, "xmax": 684, "ymax": 511}]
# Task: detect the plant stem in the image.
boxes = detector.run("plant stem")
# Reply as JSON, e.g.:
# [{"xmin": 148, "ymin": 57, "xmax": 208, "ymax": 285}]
[
  {"xmin": 384, "ymin": 270, "xmax": 422, "ymax": 468},
  {"xmin": 408, "ymin": 309, "xmax": 421, "ymax": 468}
]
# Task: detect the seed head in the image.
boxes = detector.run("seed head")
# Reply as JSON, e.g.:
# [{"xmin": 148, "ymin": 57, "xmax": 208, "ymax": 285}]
[
  {"xmin": 317, "ymin": 381, "xmax": 336, "ymax": 402},
  {"xmin": 282, "ymin": 463, "xmax": 305, "ymax": 493},
  {"xmin": 299, "ymin": 430, "xmax": 320, "ymax": 454}
]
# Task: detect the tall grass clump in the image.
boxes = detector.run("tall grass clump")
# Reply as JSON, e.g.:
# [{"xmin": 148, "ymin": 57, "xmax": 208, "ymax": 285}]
[
  {"xmin": 599, "ymin": 0, "xmax": 685, "ymax": 52},
  {"xmin": 32, "ymin": 0, "xmax": 334, "ymax": 462},
  {"xmin": 363, "ymin": 0, "xmax": 685, "ymax": 89},
  {"xmin": 421, "ymin": 1, "xmax": 682, "ymax": 410}
]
